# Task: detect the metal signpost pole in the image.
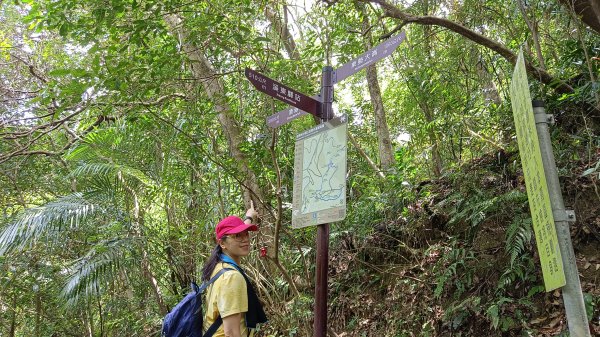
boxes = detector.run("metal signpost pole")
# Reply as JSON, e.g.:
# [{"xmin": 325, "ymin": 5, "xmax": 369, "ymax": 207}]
[
  {"xmin": 314, "ymin": 66, "xmax": 334, "ymax": 337},
  {"xmin": 532, "ymin": 100, "xmax": 591, "ymax": 337}
]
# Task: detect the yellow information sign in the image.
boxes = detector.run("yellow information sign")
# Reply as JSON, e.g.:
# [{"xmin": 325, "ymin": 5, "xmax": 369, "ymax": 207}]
[{"xmin": 510, "ymin": 49, "xmax": 565, "ymax": 291}]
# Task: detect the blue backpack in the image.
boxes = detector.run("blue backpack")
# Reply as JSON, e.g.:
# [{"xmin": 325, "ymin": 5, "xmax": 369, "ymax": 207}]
[{"xmin": 162, "ymin": 268, "xmax": 233, "ymax": 337}]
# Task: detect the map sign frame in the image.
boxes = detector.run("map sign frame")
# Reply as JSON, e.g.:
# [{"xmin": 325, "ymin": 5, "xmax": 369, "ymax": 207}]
[
  {"xmin": 292, "ymin": 115, "xmax": 348, "ymax": 228},
  {"xmin": 510, "ymin": 49, "xmax": 565, "ymax": 291}
]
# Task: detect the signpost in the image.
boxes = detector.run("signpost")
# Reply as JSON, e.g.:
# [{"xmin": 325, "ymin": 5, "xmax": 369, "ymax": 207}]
[
  {"xmin": 262, "ymin": 31, "xmax": 407, "ymax": 128},
  {"xmin": 245, "ymin": 68, "xmax": 321, "ymax": 117},
  {"xmin": 333, "ymin": 31, "xmax": 406, "ymax": 84},
  {"xmin": 510, "ymin": 49, "xmax": 590, "ymax": 337},
  {"xmin": 266, "ymin": 101, "xmax": 317, "ymax": 128},
  {"xmin": 245, "ymin": 32, "xmax": 406, "ymax": 337},
  {"xmin": 313, "ymin": 66, "xmax": 334, "ymax": 337}
]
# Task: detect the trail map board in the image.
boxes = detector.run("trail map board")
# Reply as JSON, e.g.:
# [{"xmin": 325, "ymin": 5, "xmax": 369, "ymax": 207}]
[{"xmin": 292, "ymin": 115, "xmax": 348, "ymax": 228}]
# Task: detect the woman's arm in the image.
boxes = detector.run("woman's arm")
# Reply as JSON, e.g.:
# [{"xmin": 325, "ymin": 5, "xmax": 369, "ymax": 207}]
[{"xmin": 222, "ymin": 313, "xmax": 242, "ymax": 337}]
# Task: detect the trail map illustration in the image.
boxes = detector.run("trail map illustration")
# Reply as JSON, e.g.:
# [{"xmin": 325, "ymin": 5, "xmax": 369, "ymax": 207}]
[{"xmin": 292, "ymin": 115, "xmax": 347, "ymax": 228}]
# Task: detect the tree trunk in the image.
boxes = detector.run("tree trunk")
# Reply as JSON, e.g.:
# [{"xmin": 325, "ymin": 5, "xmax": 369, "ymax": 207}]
[
  {"xmin": 138, "ymin": 212, "xmax": 168, "ymax": 316},
  {"xmin": 517, "ymin": 0, "xmax": 546, "ymax": 70},
  {"xmin": 165, "ymin": 192, "xmax": 192, "ymax": 292},
  {"xmin": 422, "ymin": 0, "xmax": 443, "ymax": 177},
  {"xmin": 96, "ymin": 289, "xmax": 104, "ymax": 337},
  {"xmin": 424, "ymin": 109, "xmax": 443, "ymax": 177},
  {"xmin": 86, "ymin": 300, "xmax": 94, "ymax": 337},
  {"xmin": 348, "ymin": 132, "xmax": 386, "ymax": 179},
  {"xmin": 474, "ymin": 51, "xmax": 502, "ymax": 105},
  {"xmin": 558, "ymin": 0, "xmax": 600, "ymax": 34},
  {"xmin": 164, "ymin": 14, "xmax": 267, "ymax": 216},
  {"xmin": 118, "ymin": 171, "xmax": 169, "ymax": 315},
  {"xmin": 35, "ymin": 292, "xmax": 41, "ymax": 337},
  {"xmin": 265, "ymin": 5, "xmax": 300, "ymax": 60},
  {"xmin": 142, "ymin": 249, "xmax": 169, "ymax": 315},
  {"xmin": 364, "ymin": 66, "xmax": 396, "ymax": 170},
  {"xmin": 9, "ymin": 292, "xmax": 17, "ymax": 337},
  {"xmin": 358, "ymin": 3, "xmax": 397, "ymax": 171}
]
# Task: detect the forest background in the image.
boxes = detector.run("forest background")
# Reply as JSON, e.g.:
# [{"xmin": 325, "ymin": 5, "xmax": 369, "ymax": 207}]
[{"xmin": 1, "ymin": 0, "xmax": 599, "ymax": 336}]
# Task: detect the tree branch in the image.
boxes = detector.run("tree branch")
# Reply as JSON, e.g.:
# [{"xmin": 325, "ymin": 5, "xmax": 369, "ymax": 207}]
[
  {"xmin": 9, "ymin": 53, "xmax": 48, "ymax": 84},
  {"xmin": 348, "ymin": 131, "xmax": 386, "ymax": 179},
  {"xmin": 362, "ymin": 0, "xmax": 574, "ymax": 94}
]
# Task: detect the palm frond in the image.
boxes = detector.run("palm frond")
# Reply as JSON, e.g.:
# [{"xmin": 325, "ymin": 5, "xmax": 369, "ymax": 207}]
[
  {"xmin": 61, "ymin": 238, "xmax": 137, "ymax": 306},
  {"xmin": 0, "ymin": 193, "xmax": 100, "ymax": 255},
  {"xmin": 65, "ymin": 127, "xmax": 124, "ymax": 162},
  {"xmin": 69, "ymin": 162, "xmax": 154, "ymax": 187},
  {"xmin": 84, "ymin": 174, "xmax": 122, "ymax": 204}
]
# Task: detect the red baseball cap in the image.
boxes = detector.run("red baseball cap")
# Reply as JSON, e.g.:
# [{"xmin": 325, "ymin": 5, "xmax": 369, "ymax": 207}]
[{"xmin": 216, "ymin": 216, "xmax": 258, "ymax": 240}]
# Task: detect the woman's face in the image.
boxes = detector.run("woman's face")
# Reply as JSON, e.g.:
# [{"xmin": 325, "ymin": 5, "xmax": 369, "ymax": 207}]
[{"xmin": 219, "ymin": 230, "xmax": 251, "ymax": 258}]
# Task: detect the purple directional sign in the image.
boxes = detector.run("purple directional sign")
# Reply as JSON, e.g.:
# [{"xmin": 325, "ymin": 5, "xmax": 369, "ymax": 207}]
[
  {"xmin": 245, "ymin": 68, "xmax": 321, "ymax": 117},
  {"xmin": 265, "ymin": 94, "xmax": 322, "ymax": 128},
  {"xmin": 253, "ymin": 31, "xmax": 407, "ymax": 128},
  {"xmin": 267, "ymin": 105, "xmax": 306, "ymax": 128},
  {"xmin": 334, "ymin": 31, "xmax": 407, "ymax": 84}
]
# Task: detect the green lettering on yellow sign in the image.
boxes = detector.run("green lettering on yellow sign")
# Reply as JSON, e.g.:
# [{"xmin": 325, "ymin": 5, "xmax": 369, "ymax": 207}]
[{"xmin": 510, "ymin": 49, "xmax": 565, "ymax": 291}]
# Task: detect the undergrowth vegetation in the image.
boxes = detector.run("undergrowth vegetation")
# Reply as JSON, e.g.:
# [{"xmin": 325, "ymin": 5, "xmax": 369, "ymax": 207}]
[{"xmin": 322, "ymin": 147, "xmax": 600, "ymax": 336}]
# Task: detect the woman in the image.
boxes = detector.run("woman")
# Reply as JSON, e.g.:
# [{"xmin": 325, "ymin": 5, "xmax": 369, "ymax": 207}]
[{"xmin": 202, "ymin": 202, "xmax": 267, "ymax": 337}]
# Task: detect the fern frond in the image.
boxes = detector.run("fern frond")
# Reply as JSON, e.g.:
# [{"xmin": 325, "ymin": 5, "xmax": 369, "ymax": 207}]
[
  {"xmin": 448, "ymin": 190, "xmax": 527, "ymax": 227},
  {"xmin": 505, "ymin": 217, "xmax": 533, "ymax": 266}
]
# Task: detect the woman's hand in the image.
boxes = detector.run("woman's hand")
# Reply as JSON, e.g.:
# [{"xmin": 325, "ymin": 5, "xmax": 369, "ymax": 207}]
[{"xmin": 245, "ymin": 200, "xmax": 258, "ymax": 224}]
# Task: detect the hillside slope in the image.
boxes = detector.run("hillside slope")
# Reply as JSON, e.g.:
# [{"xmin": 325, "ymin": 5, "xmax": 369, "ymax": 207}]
[{"xmin": 325, "ymin": 150, "xmax": 600, "ymax": 336}]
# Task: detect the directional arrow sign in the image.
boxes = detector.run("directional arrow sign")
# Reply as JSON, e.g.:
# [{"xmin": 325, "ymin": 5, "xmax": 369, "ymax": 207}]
[
  {"xmin": 267, "ymin": 106, "xmax": 307, "ymax": 129},
  {"xmin": 245, "ymin": 68, "xmax": 321, "ymax": 117},
  {"xmin": 334, "ymin": 31, "xmax": 407, "ymax": 84},
  {"xmin": 266, "ymin": 95, "xmax": 321, "ymax": 128},
  {"xmin": 256, "ymin": 31, "xmax": 407, "ymax": 128}
]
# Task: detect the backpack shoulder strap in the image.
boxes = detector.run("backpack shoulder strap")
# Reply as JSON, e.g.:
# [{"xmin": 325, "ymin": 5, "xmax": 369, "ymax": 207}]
[
  {"xmin": 199, "ymin": 267, "xmax": 235, "ymax": 292},
  {"xmin": 200, "ymin": 267, "xmax": 235, "ymax": 337},
  {"xmin": 203, "ymin": 316, "xmax": 222, "ymax": 337}
]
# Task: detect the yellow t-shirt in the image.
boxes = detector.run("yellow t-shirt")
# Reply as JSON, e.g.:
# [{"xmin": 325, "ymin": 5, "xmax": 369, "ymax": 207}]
[{"xmin": 204, "ymin": 262, "xmax": 253, "ymax": 337}]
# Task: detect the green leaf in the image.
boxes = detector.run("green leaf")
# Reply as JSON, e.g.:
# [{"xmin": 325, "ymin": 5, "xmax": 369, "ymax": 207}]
[
  {"xmin": 253, "ymin": 36, "xmax": 271, "ymax": 43},
  {"xmin": 486, "ymin": 304, "xmax": 500, "ymax": 329},
  {"xmin": 581, "ymin": 167, "xmax": 597, "ymax": 176},
  {"xmin": 59, "ymin": 22, "xmax": 69, "ymax": 37},
  {"xmin": 583, "ymin": 293, "xmax": 595, "ymax": 322},
  {"xmin": 581, "ymin": 160, "xmax": 600, "ymax": 177},
  {"xmin": 48, "ymin": 68, "xmax": 72, "ymax": 77}
]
